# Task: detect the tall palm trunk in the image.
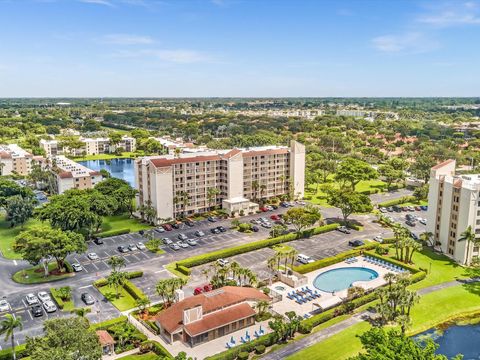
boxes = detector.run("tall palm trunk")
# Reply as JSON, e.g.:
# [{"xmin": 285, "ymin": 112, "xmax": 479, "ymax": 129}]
[{"xmin": 11, "ymin": 333, "xmax": 16, "ymax": 360}]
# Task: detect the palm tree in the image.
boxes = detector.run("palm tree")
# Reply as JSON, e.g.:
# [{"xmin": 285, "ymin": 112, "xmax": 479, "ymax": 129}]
[
  {"xmin": 260, "ymin": 184, "xmax": 267, "ymax": 199},
  {"xmin": 251, "ymin": 181, "xmax": 259, "ymax": 201},
  {"xmin": 288, "ymin": 249, "xmax": 299, "ymax": 270},
  {"xmin": 107, "ymin": 256, "xmax": 126, "ymax": 272},
  {"xmin": 0, "ymin": 314, "xmax": 23, "ymax": 360},
  {"xmin": 136, "ymin": 297, "xmax": 151, "ymax": 316},
  {"xmin": 459, "ymin": 225, "xmax": 476, "ymax": 265},
  {"xmin": 207, "ymin": 187, "xmax": 220, "ymax": 210},
  {"xmin": 255, "ymin": 300, "xmax": 270, "ymax": 316},
  {"xmin": 420, "ymin": 231, "xmax": 435, "ymax": 248},
  {"xmin": 107, "ymin": 271, "xmax": 127, "ymax": 299}
]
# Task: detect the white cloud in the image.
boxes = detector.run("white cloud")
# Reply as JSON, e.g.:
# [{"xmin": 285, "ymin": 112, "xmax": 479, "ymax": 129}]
[
  {"xmin": 79, "ymin": 0, "xmax": 114, "ymax": 6},
  {"xmin": 101, "ymin": 34, "xmax": 154, "ymax": 45},
  {"xmin": 417, "ymin": 1, "xmax": 480, "ymax": 27},
  {"xmin": 111, "ymin": 49, "xmax": 214, "ymax": 64},
  {"xmin": 371, "ymin": 32, "xmax": 439, "ymax": 54}
]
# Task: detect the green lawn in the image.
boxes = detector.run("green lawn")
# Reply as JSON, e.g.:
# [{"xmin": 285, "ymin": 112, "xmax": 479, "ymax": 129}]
[
  {"xmin": 306, "ymin": 178, "xmax": 387, "ymax": 207},
  {"xmin": 12, "ymin": 262, "xmax": 73, "ymax": 284},
  {"xmin": 100, "ymin": 214, "xmax": 152, "ymax": 233},
  {"xmin": 408, "ymin": 284, "xmax": 480, "ymax": 335},
  {"xmin": 0, "ymin": 216, "xmax": 43, "ymax": 259},
  {"xmin": 287, "ymin": 322, "xmax": 371, "ymax": 360},
  {"xmin": 118, "ymin": 353, "xmax": 159, "ymax": 360},
  {"xmin": 70, "ymin": 152, "xmax": 136, "ymax": 161},
  {"xmin": 394, "ymin": 248, "xmax": 478, "ymax": 290},
  {"xmin": 97, "ymin": 284, "xmax": 137, "ymax": 311}
]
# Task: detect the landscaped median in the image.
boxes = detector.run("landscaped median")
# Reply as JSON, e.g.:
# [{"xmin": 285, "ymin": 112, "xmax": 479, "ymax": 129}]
[
  {"xmin": 94, "ymin": 271, "xmax": 147, "ymax": 311},
  {"xmin": 167, "ymin": 223, "xmax": 340, "ymax": 277},
  {"xmin": 12, "ymin": 261, "xmax": 75, "ymax": 284}
]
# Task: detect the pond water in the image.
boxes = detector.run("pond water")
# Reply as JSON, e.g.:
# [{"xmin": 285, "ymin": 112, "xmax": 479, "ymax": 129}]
[
  {"xmin": 78, "ymin": 158, "xmax": 135, "ymax": 186},
  {"xmin": 415, "ymin": 323, "xmax": 480, "ymax": 359}
]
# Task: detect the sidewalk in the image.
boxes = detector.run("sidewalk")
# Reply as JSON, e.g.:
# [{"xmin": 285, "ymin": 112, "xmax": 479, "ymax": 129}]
[{"xmin": 103, "ymin": 348, "xmax": 140, "ymax": 360}]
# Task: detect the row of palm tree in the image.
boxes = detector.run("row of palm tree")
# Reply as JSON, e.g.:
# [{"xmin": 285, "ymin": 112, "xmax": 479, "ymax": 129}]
[
  {"xmin": 202, "ymin": 261, "xmax": 258, "ymax": 288},
  {"xmin": 155, "ymin": 277, "xmax": 187, "ymax": 307},
  {"xmin": 267, "ymin": 248, "xmax": 299, "ymax": 274}
]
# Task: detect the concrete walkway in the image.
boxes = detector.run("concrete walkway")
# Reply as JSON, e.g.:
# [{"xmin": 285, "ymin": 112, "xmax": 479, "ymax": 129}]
[
  {"xmin": 102, "ymin": 348, "xmax": 140, "ymax": 360},
  {"xmin": 262, "ymin": 278, "xmax": 480, "ymax": 360}
]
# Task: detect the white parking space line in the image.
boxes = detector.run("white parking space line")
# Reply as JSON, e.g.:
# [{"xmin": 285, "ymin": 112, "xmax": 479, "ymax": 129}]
[
  {"xmin": 79, "ymin": 285, "xmax": 93, "ymax": 290},
  {"xmin": 123, "ymin": 255, "xmax": 131, "ymax": 263},
  {"xmin": 102, "ymin": 251, "xmax": 110, "ymax": 258},
  {"xmin": 27, "ymin": 310, "xmax": 33, "ymax": 320},
  {"xmin": 90, "ymin": 262, "xmax": 99, "ymax": 270},
  {"xmin": 130, "ymin": 253, "xmax": 140, "ymax": 261},
  {"xmin": 101, "ymin": 260, "xmax": 109, "ymax": 268}
]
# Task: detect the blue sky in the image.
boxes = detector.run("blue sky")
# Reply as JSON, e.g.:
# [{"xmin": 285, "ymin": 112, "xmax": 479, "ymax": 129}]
[{"xmin": 0, "ymin": 0, "xmax": 479, "ymax": 97}]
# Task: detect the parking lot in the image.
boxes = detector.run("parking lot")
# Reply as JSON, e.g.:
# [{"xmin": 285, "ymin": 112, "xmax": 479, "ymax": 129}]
[
  {"xmin": 0, "ymin": 285, "xmax": 120, "ymax": 348},
  {"xmin": 188, "ymin": 215, "xmax": 391, "ymax": 291},
  {"xmin": 380, "ymin": 207, "xmax": 428, "ymax": 237}
]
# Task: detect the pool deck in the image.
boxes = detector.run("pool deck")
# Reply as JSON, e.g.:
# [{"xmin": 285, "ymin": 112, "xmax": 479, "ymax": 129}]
[{"xmin": 270, "ymin": 256, "xmax": 397, "ymax": 317}]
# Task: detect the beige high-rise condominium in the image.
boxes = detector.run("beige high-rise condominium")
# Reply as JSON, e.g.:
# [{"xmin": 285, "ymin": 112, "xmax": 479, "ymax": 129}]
[
  {"xmin": 427, "ymin": 159, "xmax": 480, "ymax": 264},
  {"xmin": 135, "ymin": 140, "xmax": 305, "ymax": 222}
]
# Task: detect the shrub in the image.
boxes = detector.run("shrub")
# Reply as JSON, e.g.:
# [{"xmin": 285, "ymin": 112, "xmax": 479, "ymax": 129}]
[
  {"xmin": 176, "ymin": 265, "xmax": 191, "ymax": 276},
  {"xmin": 140, "ymin": 340, "xmax": 173, "ymax": 359},
  {"xmin": 89, "ymin": 316, "xmax": 128, "ymax": 331},
  {"xmin": 63, "ymin": 260, "xmax": 74, "ymax": 273},
  {"xmin": 93, "ymin": 278, "xmax": 108, "ymax": 288},
  {"xmin": 377, "ymin": 196, "xmax": 416, "ymax": 208},
  {"xmin": 123, "ymin": 279, "xmax": 147, "ymax": 300},
  {"xmin": 238, "ymin": 223, "xmax": 252, "ymax": 232},
  {"xmin": 205, "ymin": 333, "xmax": 277, "ymax": 360},
  {"xmin": 50, "ymin": 286, "xmax": 71, "ymax": 309},
  {"xmin": 254, "ymin": 345, "xmax": 266, "ymax": 354},
  {"xmin": 237, "ymin": 352, "xmax": 249, "ymax": 360},
  {"xmin": 126, "ymin": 271, "xmax": 143, "ymax": 279},
  {"xmin": 0, "ymin": 344, "xmax": 28, "ymax": 360},
  {"xmin": 97, "ymin": 228, "xmax": 130, "ymax": 238},
  {"xmin": 176, "ymin": 223, "xmax": 338, "ymax": 269},
  {"xmin": 347, "ymin": 223, "xmax": 362, "ymax": 231}
]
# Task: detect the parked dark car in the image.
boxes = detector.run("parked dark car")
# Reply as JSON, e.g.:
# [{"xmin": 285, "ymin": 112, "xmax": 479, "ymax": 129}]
[
  {"xmin": 185, "ymin": 220, "xmax": 195, "ymax": 227},
  {"xmin": 410, "ymin": 232, "xmax": 419, "ymax": 240},
  {"xmin": 139, "ymin": 230, "xmax": 145, "ymax": 236},
  {"xmin": 31, "ymin": 305, "xmax": 43, "ymax": 317},
  {"xmin": 207, "ymin": 216, "xmax": 217, "ymax": 222},
  {"xmin": 271, "ymin": 204, "xmax": 278, "ymax": 210},
  {"xmin": 406, "ymin": 220, "xmax": 416, "ymax": 227},
  {"xmin": 93, "ymin": 237, "xmax": 104, "ymax": 245},
  {"xmin": 420, "ymin": 206, "xmax": 428, "ymax": 211},
  {"xmin": 393, "ymin": 205, "xmax": 401, "ymax": 212},
  {"xmin": 117, "ymin": 245, "xmax": 128, "ymax": 253},
  {"xmin": 171, "ymin": 223, "xmax": 180, "ymax": 229},
  {"xmin": 252, "ymin": 225, "xmax": 259, "ymax": 232},
  {"xmin": 81, "ymin": 293, "xmax": 95, "ymax": 305},
  {"xmin": 211, "ymin": 227, "xmax": 220, "ymax": 234},
  {"xmin": 348, "ymin": 239, "xmax": 365, "ymax": 247},
  {"xmin": 217, "ymin": 226, "xmax": 227, "ymax": 232}
]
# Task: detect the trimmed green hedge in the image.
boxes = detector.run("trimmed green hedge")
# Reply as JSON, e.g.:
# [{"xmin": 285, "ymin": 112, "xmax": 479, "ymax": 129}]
[
  {"xmin": 377, "ymin": 196, "xmax": 416, "ymax": 207},
  {"xmin": 123, "ymin": 279, "xmax": 147, "ymax": 300},
  {"xmin": 176, "ymin": 265, "xmax": 191, "ymax": 276},
  {"xmin": 89, "ymin": 316, "xmax": 128, "ymax": 331},
  {"xmin": 96, "ymin": 228, "xmax": 131, "ymax": 238},
  {"xmin": 50, "ymin": 287, "xmax": 70, "ymax": 309},
  {"xmin": 176, "ymin": 223, "xmax": 339, "ymax": 269},
  {"xmin": 363, "ymin": 251, "xmax": 419, "ymax": 273},
  {"xmin": 141, "ymin": 340, "xmax": 173, "ymax": 359},
  {"xmin": 63, "ymin": 260, "xmax": 74, "ymax": 273},
  {"xmin": 94, "ymin": 271, "xmax": 143, "ymax": 288},
  {"xmin": 298, "ymin": 291, "xmax": 378, "ymax": 334},
  {"xmin": 0, "ymin": 344, "xmax": 27, "ymax": 360},
  {"xmin": 293, "ymin": 243, "xmax": 377, "ymax": 274}
]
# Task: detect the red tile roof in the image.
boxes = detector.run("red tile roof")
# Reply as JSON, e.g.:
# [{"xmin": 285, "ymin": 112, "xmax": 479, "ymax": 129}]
[
  {"xmin": 0, "ymin": 151, "xmax": 12, "ymax": 159},
  {"xmin": 155, "ymin": 286, "xmax": 270, "ymax": 334},
  {"xmin": 96, "ymin": 330, "xmax": 115, "ymax": 345},
  {"xmin": 58, "ymin": 171, "xmax": 73, "ymax": 179},
  {"xmin": 184, "ymin": 303, "xmax": 256, "ymax": 337}
]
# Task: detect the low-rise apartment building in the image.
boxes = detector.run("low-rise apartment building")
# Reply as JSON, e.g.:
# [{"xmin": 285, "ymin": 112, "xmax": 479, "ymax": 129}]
[
  {"xmin": 135, "ymin": 140, "xmax": 305, "ymax": 221},
  {"xmin": 154, "ymin": 286, "xmax": 270, "ymax": 347},
  {"xmin": 0, "ymin": 144, "xmax": 42, "ymax": 176},
  {"xmin": 40, "ymin": 136, "xmax": 136, "ymax": 157},
  {"xmin": 427, "ymin": 159, "xmax": 480, "ymax": 264},
  {"xmin": 51, "ymin": 155, "xmax": 103, "ymax": 194}
]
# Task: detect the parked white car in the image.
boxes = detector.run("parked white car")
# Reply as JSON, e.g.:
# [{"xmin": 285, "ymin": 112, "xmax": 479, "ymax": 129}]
[
  {"xmin": 87, "ymin": 252, "xmax": 99, "ymax": 260},
  {"xmin": 0, "ymin": 300, "xmax": 10, "ymax": 312},
  {"xmin": 37, "ymin": 291, "xmax": 51, "ymax": 303},
  {"xmin": 25, "ymin": 293, "xmax": 39, "ymax": 305},
  {"xmin": 43, "ymin": 300, "xmax": 57, "ymax": 313},
  {"xmin": 217, "ymin": 258, "xmax": 229, "ymax": 267},
  {"xmin": 297, "ymin": 254, "xmax": 314, "ymax": 264},
  {"xmin": 373, "ymin": 236, "xmax": 384, "ymax": 243}
]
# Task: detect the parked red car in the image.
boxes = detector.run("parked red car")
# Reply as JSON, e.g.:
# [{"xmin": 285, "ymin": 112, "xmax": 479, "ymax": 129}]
[
  {"xmin": 203, "ymin": 284, "xmax": 213, "ymax": 292},
  {"xmin": 162, "ymin": 224, "xmax": 173, "ymax": 231},
  {"xmin": 260, "ymin": 207, "xmax": 269, "ymax": 212},
  {"xmin": 270, "ymin": 214, "xmax": 280, "ymax": 221},
  {"xmin": 194, "ymin": 287, "xmax": 203, "ymax": 295}
]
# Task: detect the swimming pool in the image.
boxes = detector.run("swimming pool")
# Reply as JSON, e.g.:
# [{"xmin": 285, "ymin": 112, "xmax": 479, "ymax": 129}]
[{"xmin": 313, "ymin": 267, "xmax": 379, "ymax": 292}]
